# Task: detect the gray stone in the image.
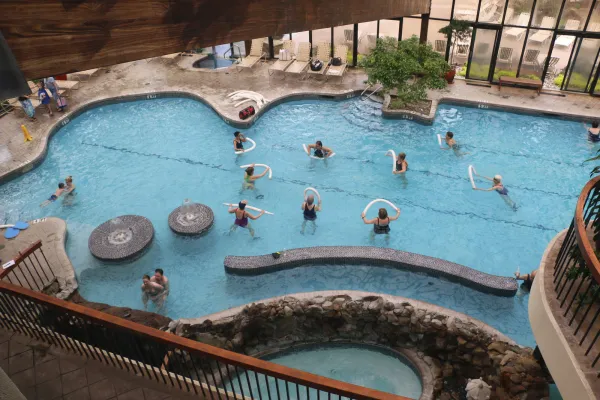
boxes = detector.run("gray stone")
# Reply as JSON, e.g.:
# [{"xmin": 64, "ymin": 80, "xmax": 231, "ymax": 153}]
[{"xmin": 283, "ymin": 306, "xmax": 293, "ymax": 317}]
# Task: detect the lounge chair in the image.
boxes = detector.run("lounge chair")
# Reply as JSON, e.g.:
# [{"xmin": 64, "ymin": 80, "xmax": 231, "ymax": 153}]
[
  {"xmin": 71, "ymin": 68, "xmax": 100, "ymax": 81},
  {"xmin": 521, "ymin": 49, "xmax": 540, "ymax": 71},
  {"xmin": 284, "ymin": 42, "xmax": 312, "ymax": 78},
  {"xmin": 306, "ymin": 43, "xmax": 331, "ymax": 78},
  {"xmin": 455, "ymin": 44, "xmax": 469, "ymax": 59},
  {"xmin": 236, "ymin": 38, "xmax": 267, "ymax": 71},
  {"xmin": 55, "ymin": 80, "xmax": 80, "ymax": 91},
  {"xmin": 505, "ymin": 13, "xmax": 530, "ymax": 38},
  {"xmin": 326, "ymin": 45, "xmax": 348, "ymax": 82},
  {"xmin": 541, "ymin": 56, "xmax": 560, "ymax": 76},
  {"xmin": 5, "ymin": 97, "xmax": 41, "ymax": 117},
  {"xmin": 344, "ymin": 29, "xmax": 354, "ymax": 47},
  {"xmin": 268, "ymin": 40, "xmax": 296, "ymax": 76},
  {"xmin": 479, "ymin": 3, "xmax": 498, "ymax": 22},
  {"xmin": 496, "ymin": 47, "xmax": 513, "ymax": 69},
  {"xmin": 555, "ymin": 20, "xmax": 580, "ymax": 47},
  {"xmin": 434, "ymin": 40, "xmax": 447, "ymax": 56},
  {"xmin": 160, "ymin": 53, "xmax": 181, "ymax": 64},
  {"xmin": 529, "ymin": 17, "xmax": 555, "ymax": 43}
]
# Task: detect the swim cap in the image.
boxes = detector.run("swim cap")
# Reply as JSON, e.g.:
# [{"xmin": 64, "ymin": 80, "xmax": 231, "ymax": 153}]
[{"xmin": 494, "ymin": 175, "xmax": 502, "ymax": 181}]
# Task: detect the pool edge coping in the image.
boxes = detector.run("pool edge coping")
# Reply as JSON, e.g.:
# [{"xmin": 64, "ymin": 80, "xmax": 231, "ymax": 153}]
[
  {"xmin": 223, "ymin": 246, "xmax": 518, "ymax": 296},
  {"xmin": 0, "ymin": 87, "xmax": 590, "ymax": 184}
]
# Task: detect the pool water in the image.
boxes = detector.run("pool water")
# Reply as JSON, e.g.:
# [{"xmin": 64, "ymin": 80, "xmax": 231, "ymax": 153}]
[
  {"xmin": 260, "ymin": 344, "xmax": 422, "ymax": 398},
  {"xmin": 0, "ymin": 97, "xmax": 591, "ymax": 347}
]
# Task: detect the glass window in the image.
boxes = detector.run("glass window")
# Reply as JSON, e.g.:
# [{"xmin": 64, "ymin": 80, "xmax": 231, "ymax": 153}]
[
  {"xmin": 588, "ymin": 3, "xmax": 600, "ymax": 32},
  {"xmin": 272, "ymin": 34, "xmax": 291, "ymax": 58},
  {"xmin": 232, "ymin": 41, "xmax": 246, "ymax": 57},
  {"xmin": 531, "ymin": 0, "xmax": 560, "ymax": 28},
  {"xmin": 558, "ymin": 2, "xmax": 593, "ymax": 31},
  {"xmin": 504, "ymin": 0, "xmax": 533, "ymax": 25},
  {"xmin": 357, "ymin": 21, "xmax": 378, "ymax": 55},
  {"xmin": 479, "ymin": 0, "xmax": 506, "ymax": 23},
  {"xmin": 333, "ymin": 24, "xmax": 354, "ymax": 63},
  {"xmin": 312, "ymin": 28, "xmax": 331, "ymax": 46},
  {"xmin": 566, "ymin": 38, "xmax": 600, "ymax": 92},
  {"xmin": 431, "ymin": 0, "xmax": 452, "ymax": 19},
  {"xmin": 544, "ymin": 37, "xmax": 571, "ymax": 89},
  {"xmin": 492, "ymin": 26, "xmax": 526, "ymax": 81},
  {"xmin": 451, "ymin": 27, "xmax": 473, "ymax": 69},
  {"xmin": 428, "ymin": 20, "xmax": 450, "ymax": 59},
  {"xmin": 518, "ymin": 30, "xmax": 552, "ymax": 80},
  {"xmin": 379, "ymin": 20, "xmax": 400, "ymax": 40},
  {"xmin": 402, "ymin": 17, "xmax": 421, "ymax": 41},
  {"xmin": 290, "ymin": 31, "xmax": 309, "ymax": 55},
  {"xmin": 467, "ymin": 29, "xmax": 497, "ymax": 79},
  {"xmin": 453, "ymin": 0, "xmax": 478, "ymax": 20}
]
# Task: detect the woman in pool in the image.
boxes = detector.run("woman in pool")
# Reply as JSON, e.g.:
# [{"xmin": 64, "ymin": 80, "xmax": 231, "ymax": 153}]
[
  {"xmin": 361, "ymin": 207, "xmax": 400, "ymax": 240},
  {"xmin": 64, "ymin": 176, "xmax": 76, "ymax": 194},
  {"xmin": 306, "ymin": 141, "xmax": 334, "ymax": 158},
  {"xmin": 473, "ymin": 174, "xmax": 517, "ymax": 210},
  {"xmin": 393, "ymin": 152, "xmax": 408, "ymax": 174},
  {"xmin": 586, "ymin": 121, "xmax": 600, "ymax": 142},
  {"xmin": 242, "ymin": 164, "xmax": 269, "ymax": 190},
  {"xmin": 301, "ymin": 194, "xmax": 321, "ymax": 234},
  {"xmin": 233, "ymin": 131, "xmax": 247, "ymax": 152},
  {"xmin": 228, "ymin": 200, "xmax": 264, "ymax": 237}
]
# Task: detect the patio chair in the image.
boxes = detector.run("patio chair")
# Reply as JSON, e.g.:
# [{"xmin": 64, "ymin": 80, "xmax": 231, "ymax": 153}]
[
  {"xmin": 268, "ymin": 40, "xmax": 296, "ymax": 76},
  {"xmin": 505, "ymin": 13, "xmax": 530, "ymax": 38},
  {"xmin": 496, "ymin": 47, "xmax": 513, "ymax": 69},
  {"xmin": 479, "ymin": 3, "xmax": 498, "ymax": 22},
  {"xmin": 434, "ymin": 40, "xmax": 447, "ymax": 56},
  {"xmin": 160, "ymin": 53, "xmax": 182, "ymax": 64},
  {"xmin": 344, "ymin": 29, "xmax": 354, "ymax": 47},
  {"xmin": 236, "ymin": 38, "xmax": 267, "ymax": 71},
  {"xmin": 529, "ymin": 17, "xmax": 555, "ymax": 43},
  {"xmin": 306, "ymin": 43, "xmax": 331, "ymax": 78},
  {"xmin": 456, "ymin": 44, "xmax": 470, "ymax": 58},
  {"xmin": 555, "ymin": 20, "xmax": 581, "ymax": 47},
  {"xmin": 521, "ymin": 49, "xmax": 540, "ymax": 71},
  {"xmin": 541, "ymin": 56, "xmax": 560, "ymax": 76},
  {"xmin": 326, "ymin": 45, "xmax": 348, "ymax": 82},
  {"xmin": 284, "ymin": 42, "xmax": 312, "ymax": 77},
  {"xmin": 71, "ymin": 68, "xmax": 100, "ymax": 81}
]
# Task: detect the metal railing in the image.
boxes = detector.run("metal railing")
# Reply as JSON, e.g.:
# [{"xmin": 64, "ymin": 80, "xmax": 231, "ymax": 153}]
[
  {"xmin": 0, "ymin": 240, "xmax": 56, "ymax": 292},
  {"xmin": 0, "ymin": 280, "xmax": 411, "ymax": 400},
  {"xmin": 553, "ymin": 176, "xmax": 600, "ymax": 377}
]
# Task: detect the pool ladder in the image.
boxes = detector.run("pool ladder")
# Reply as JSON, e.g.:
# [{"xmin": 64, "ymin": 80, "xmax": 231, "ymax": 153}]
[{"xmin": 360, "ymin": 84, "xmax": 383, "ymax": 102}]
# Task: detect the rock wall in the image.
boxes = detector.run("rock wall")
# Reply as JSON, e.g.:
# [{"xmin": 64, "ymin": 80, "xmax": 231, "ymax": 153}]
[{"xmin": 172, "ymin": 292, "xmax": 549, "ymax": 400}]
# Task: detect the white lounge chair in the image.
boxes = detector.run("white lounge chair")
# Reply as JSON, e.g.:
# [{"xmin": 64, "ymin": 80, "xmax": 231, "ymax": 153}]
[
  {"xmin": 326, "ymin": 45, "xmax": 348, "ymax": 82},
  {"xmin": 160, "ymin": 53, "xmax": 181, "ymax": 64},
  {"xmin": 521, "ymin": 49, "xmax": 540, "ymax": 71},
  {"xmin": 306, "ymin": 43, "xmax": 331, "ymax": 78},
  {"xmin": 433, "ymin": 40, "xmax": 447, "ymax": 55},
  {"xmin": 505, "ymin": 13, "xmax": 530, "ymax": 38},
  {"xmin": 55, "ymin": 80, "xmax": 80, "ymax": 91},
  {"xmin": 236, "ymin": 38, "xmax": 267, "ymax": 71},
  {"xmin": 496, "ymin": 47, "xmax": 513, "ymax": 69},
  {"xmin": 529, "ymin": 17, "xmax": 555, "ymax": 43},
  {"xmin": 555, "ymin": 20, "xmax": 581, "ymax": 47},
  {"xmin": 71, "ymin": 68, "xmax": 100, "ymax": 81},
  {"xmin": 285, "ymin": 42, "xmax": 312, "ymax": 78},
  {"xmin": 268, "ymin": 40, "xmax": 295, "ymax": 76}
]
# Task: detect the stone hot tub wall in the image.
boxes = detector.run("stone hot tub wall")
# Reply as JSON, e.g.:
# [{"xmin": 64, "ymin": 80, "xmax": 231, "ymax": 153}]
[{"xmin": 172, "ymin": 291, "xmax": 550, "ymax": 400}]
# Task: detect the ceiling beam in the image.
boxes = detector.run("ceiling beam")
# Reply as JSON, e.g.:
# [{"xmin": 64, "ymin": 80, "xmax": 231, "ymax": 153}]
[{"xmin": 0, "ymin": 0, "xmax": 429, "ymax": 79}]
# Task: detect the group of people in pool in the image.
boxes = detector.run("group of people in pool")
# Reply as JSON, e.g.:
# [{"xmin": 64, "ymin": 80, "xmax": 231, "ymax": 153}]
[{"xmin": 40, "ymin": 176, "xmax": 75, "ymax": 207}]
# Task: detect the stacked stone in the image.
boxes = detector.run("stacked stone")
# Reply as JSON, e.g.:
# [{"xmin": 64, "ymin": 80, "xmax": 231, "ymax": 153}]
[{"xmin": 175, "ymin": 294, "xmax": 550, "ymax": 400}]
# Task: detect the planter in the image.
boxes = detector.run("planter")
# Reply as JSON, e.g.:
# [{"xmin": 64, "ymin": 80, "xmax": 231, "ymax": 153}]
[{"xmin": 445, "ymin": 69, "xmax": 456, "ymax": 84}]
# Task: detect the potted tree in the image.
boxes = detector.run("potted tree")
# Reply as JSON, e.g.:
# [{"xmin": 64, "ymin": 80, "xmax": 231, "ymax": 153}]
[{"xmin": 439, "ymin": 20, "xmax": 472, "ymax": 83}]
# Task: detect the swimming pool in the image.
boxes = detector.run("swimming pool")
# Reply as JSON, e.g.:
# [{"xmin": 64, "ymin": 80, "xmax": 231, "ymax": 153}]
[{"xmin": 0, "ymin": 97, "xmax": 591, "ymax": 347}]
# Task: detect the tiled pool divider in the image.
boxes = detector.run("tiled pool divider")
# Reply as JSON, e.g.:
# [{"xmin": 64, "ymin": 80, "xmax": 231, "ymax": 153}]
[
  {"xmin": 168, "ymin": 203, "xmax": 214, "ymax": 235},
  {"xmin": 224, "ymin": 246, "xmax": 518, "ymax": 296},
  {"xmin": 88, "ymin": 215, "xmax": 154, "ymax": 261}
]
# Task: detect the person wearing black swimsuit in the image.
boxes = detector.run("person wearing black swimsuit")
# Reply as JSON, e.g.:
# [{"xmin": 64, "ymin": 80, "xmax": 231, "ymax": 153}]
[
  {"xmin": 393, "ymin": 152, "xmax": 408, "ymax": 174},
  {"xmin": 306, "ymin": 141, "xmax": 334, "ymax": 158},
  {"xmin": 233, "ymin": 131, "xmax": 247, "ymax": 152},
  {"xmin": 301, "ymin": 194, "xmax": 321, "ymax": 234},
  {"xmin": 361, "ymin": 207, "xmax": 400, "ymax": 242},
  {"xmin": 586, "ymin": 121, "xmax": 600, "ymax": 142}
]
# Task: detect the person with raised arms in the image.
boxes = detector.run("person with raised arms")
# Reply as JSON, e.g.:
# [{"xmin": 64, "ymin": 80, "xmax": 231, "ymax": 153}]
[
  {"xmin": 233, "ymin": 131, "xmax": 247, "ymax": 151},
  {"xmin": 301, "ymin": 193, "xmax": 321, "ymax": 234},
  {"xmin": 229, "ymin": 200, "xmax": 265, "ymax": 237},
  {"xmin": 473, "ymin": 173, "xmax": 517, "ymax": 210},
  {"xmin": 242, "ymin": 164, "xmax": 269, "ymax": 191},
  {"xmin": 361, "ymin": 203, "xmax": 400, "ymax": 242},
  {"xmin": 305, "ymin": 141, "xmax": 334, "ymax": 158}
]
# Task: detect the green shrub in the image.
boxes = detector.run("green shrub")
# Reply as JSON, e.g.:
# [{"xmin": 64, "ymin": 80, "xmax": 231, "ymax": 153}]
[{"xmin": 554, "ymin": 72, "xmax": 590, "ymax": 90}]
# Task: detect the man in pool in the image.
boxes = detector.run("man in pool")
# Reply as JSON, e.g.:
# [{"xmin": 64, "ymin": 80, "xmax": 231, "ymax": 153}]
[
  {"xmin": 442, "ymin": 132, "xmax": 468, "ymax": 156},
  {"xmin": 473, "ymin": 174, "xmax": 517, "ymax": 211},
  {"xmin": 150, "ymin": 268, "xmax": 169, "ymax": 313},
  {"xmin": 228, "ymin": 200, "xmax": 265, "ymax": 237},
  {"xmin": 233, "ymin": 131, "xmax": 247, "ymax": 152},
  {"xmin": 306, "ymin": 141, "xmax": 334, "ymax": 158},
  {"xmin": 40, "ymin": 183, "xmax": 66, "ymax": 207},
  {"xmin": 141, "ymin": 274, "xmax": 165, "ymax": 311},
  {"xmin": 301, "ymin": 194, "xmax": 321, "ymax": 234}
]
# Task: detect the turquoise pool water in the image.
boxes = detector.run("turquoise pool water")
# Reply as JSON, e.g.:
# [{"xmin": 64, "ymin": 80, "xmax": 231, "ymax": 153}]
[
  {"xmin": 256, "ymin": 344, "xmax": 422, "ymax": 398},
  {"xmin": 0, "ymin": 97, "xmax": 592, "ymax": 347}
]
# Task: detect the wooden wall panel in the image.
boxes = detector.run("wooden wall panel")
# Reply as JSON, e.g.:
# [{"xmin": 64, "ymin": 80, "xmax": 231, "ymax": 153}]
[{"xmin": 0, "ymin": 0, "xmax": 429, "ymax": 79}]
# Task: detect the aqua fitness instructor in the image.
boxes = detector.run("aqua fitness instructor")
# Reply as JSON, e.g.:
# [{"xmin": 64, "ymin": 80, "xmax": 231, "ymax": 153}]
[
  {"xmin": 473, "ymin": 174, "xmax": 517, "ymax": 210},
  {"xmin": 243, "ymin": 164, "xmax": 269, "ymax": 190},
  {"xmin": 228, "ymin": 200, "xmax": 265, "ymax": 237},
  {"xmin": 306, "ymin": 141, "xmax": 334, "ymax": 158},
  {"xmin": 361, "ymin": 208, "xmax": 400, "ymax": 235},
  {"xmin": 233, "ymin": 131, "xmax": 247, "ymax": 151}
]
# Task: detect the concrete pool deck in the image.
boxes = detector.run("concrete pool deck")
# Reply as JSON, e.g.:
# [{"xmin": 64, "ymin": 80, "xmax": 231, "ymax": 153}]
[{"xmin": 1, "ymin": 57, "xmax": 600, "ymax": 184}]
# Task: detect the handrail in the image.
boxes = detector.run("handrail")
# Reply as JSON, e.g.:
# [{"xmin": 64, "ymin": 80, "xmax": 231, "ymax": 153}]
[
  {"xmin": 0, "ymin": 240, "xmax": 42, "ymax": 279},
  {"xmin": 574, "ymin": 175, "xmax": 600, "ymax": 284},
  {"xmin": 224, "ymin": 44, "xmax": 242, "ymax": 60},
  {"xmin": 0, "ymin": 280, "xmax": 411, "ymax": 400}
]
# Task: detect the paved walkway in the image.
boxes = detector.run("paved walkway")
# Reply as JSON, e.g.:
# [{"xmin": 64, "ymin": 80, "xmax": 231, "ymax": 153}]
[
  {"xmin": 0, "ymin": 57, "xmax": 599, "ymax": 183},
  {"xmin": 0, "ymin": 328, "xmax": 196, "ymax": 400}
]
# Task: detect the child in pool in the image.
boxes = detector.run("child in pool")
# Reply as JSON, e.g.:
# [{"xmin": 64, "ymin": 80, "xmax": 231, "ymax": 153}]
[{"xmin": 40, "ymin": 183, "xmax": 65, "ymax": 207}]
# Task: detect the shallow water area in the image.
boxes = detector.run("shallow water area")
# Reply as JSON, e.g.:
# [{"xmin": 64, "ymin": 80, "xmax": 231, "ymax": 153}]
[{"xmin": 0, "ymin": 97, "xmax": 592, "ymax": 348}]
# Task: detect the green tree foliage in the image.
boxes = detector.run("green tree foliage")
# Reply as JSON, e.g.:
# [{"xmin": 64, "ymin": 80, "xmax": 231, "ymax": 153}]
[
  {"xmin": 360, "ymin": 36, "xmax": 449, "ymax": 106},
  {"xmin": 439, "ymin": 20, "xmax": 471, "ymax": 65}
]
